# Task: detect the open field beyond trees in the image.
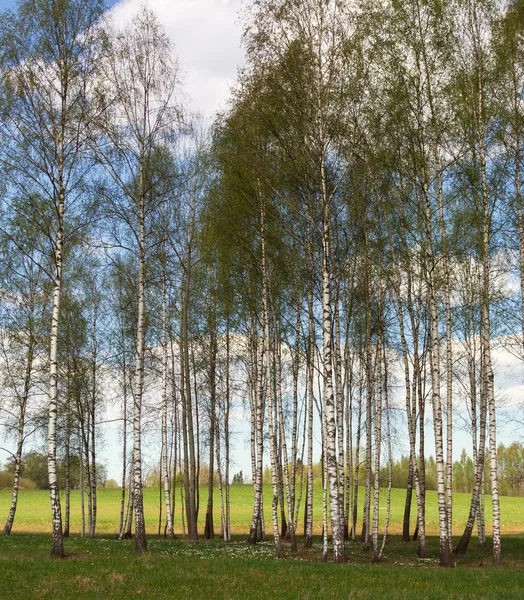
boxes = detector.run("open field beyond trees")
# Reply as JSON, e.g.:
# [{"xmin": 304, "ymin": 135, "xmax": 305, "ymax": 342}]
[
  {"xmin": 2, "ymin": 485, "xmax": 524, "ymax": 537},
  {"xmin": 1, "ymin": 485, "xmax": 524, "ymax": 599}
]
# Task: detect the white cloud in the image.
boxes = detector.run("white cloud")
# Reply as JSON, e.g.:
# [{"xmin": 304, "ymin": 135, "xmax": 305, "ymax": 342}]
[{"xmin": 109, "ymin": 0, "xmax": 245, "ymax": 121}]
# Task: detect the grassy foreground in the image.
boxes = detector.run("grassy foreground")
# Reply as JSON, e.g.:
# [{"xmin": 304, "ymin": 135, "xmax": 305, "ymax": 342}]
[
  {"xmin": 1, "ymin": 486, "xmax": 524, "ymax": 599},
  {"xmin": 1, "ymin": 534, "xmax": 524, "ymax": 599}
]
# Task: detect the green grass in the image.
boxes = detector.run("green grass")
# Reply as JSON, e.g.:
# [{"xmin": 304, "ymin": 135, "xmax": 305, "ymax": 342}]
[
  {"xmin": 1, "ymin": 486, "xmax": 524, "ymax": 598},
  {"xmin": 1, "ymin": 484, "xmax": 523, "ymax": 536},
  {"xmin": 1, "ymin": 533, "xmax": 524, "ymax": 599}
]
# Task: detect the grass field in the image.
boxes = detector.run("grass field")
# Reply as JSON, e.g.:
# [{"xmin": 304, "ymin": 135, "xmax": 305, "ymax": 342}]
[
  {"xmin": 1, "ymin": 484, "xmax": 523, "ymax": 536},
  {"xmin": 1, "ymin": 486, "xmax": 523, "ymax": 599}
]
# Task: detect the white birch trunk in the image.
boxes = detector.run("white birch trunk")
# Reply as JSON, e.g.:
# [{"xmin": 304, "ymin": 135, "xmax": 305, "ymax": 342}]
[
  {"xmin": 427, "ymin": 274, "xmax": 452, "ymax": 567},
  {"xmin": 4, "ymin": 339, "xmax": 34, "ymax": 536},
  {"xmin": 248, "ymin": 321, "xmax": 265, "ymax": 544},
  {"xmin": 161, "ymin": 269, "xmax": 174, "ymax": 538},
  {"xmin": 379, "ymin": 342, "xmax": 393, "ymax": 561},
  {"xmin": 48, "ymin": 194, "xmax": 64, "ymax": 558},
  {"xmin": 304, "ymin": 222, "xmax": 315, "ymax": 548},
  {"xmin": 321, "ymin": 158, "xmax": 344, "ymax": 562},
  {"xmin": 260, "ymin": 197, "xmax": 284, "ymax": 559},
  {"xmin": 479, "ymin": 133, "xmax": 501, "ymax": 566},
  {"xmin": 118, "ymin": 349, "xmax": 128, "ymax": 540},
  {"xmin": 321, "ymin": 402, "xmax": 329, "ymax": 563},
  {"xmin": 132, "ymin": 184, "xmax": 147, "ymax": 553},
  {"xmin": 362, "ymin": 251, "xmax": 373, "ymax": 546},
  {"xmin": 224, "ymin": 318, "xmax": 231, "ymax": 542},
  {"xmin": 372, "ymin": 338, "xmax": 382, "ymax": 561},
  {"xmin": 79, "ymin": 434, "xmax": 85, "ymax": 539}
]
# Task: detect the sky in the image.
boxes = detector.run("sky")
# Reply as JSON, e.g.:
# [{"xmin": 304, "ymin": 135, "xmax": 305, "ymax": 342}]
[{"xmin": 109, "ymin": 0, "xmax": 245, "ymax": 121}]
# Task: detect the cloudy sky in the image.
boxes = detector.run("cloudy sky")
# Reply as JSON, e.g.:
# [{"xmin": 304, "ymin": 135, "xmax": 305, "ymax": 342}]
[
  {"xmin": 109, "ymin": 0, "xmax": 245, "ymax": 120},
  {"xmin": 0, "ymin": 0, "xmax": 245, "ymax": 121}
]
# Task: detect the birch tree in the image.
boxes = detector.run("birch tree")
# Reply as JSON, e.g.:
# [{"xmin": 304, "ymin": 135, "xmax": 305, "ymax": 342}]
[
  {"xmin": 95, "ymin": 5, "xmax": 183, "ymax": 553},
  {"xmin": 0, "ymin": 240, "xmax": 49, "ymax": 536},
  {"xmin": 451, "ymin": 0, "xmax": 502, "ymax": 565},
  {"xmin": 0, "ymin": 0, "xmax": 103, "ymax": 557}
]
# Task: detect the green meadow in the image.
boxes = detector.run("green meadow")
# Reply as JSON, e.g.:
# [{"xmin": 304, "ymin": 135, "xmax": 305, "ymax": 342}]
[
  {"xmin": 1, "ymin": 486, "xmax": 523, "ymax": 599},
  {"xmin": 1, "ymin": 484, "xmax": 523, "ymax": 536}
]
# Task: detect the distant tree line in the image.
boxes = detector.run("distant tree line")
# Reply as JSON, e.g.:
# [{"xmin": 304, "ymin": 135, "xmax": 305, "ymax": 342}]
[
  {"xmin": 1, "ymin": 452, "xmax": 107, "ymax": 490},
  {"xmin": 381, "ymin": 444, "xmax": 524, "ymax": 498},
  {"xmin": 259, "ymin": 443, "xmax": 524, "ymax": 498}
]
